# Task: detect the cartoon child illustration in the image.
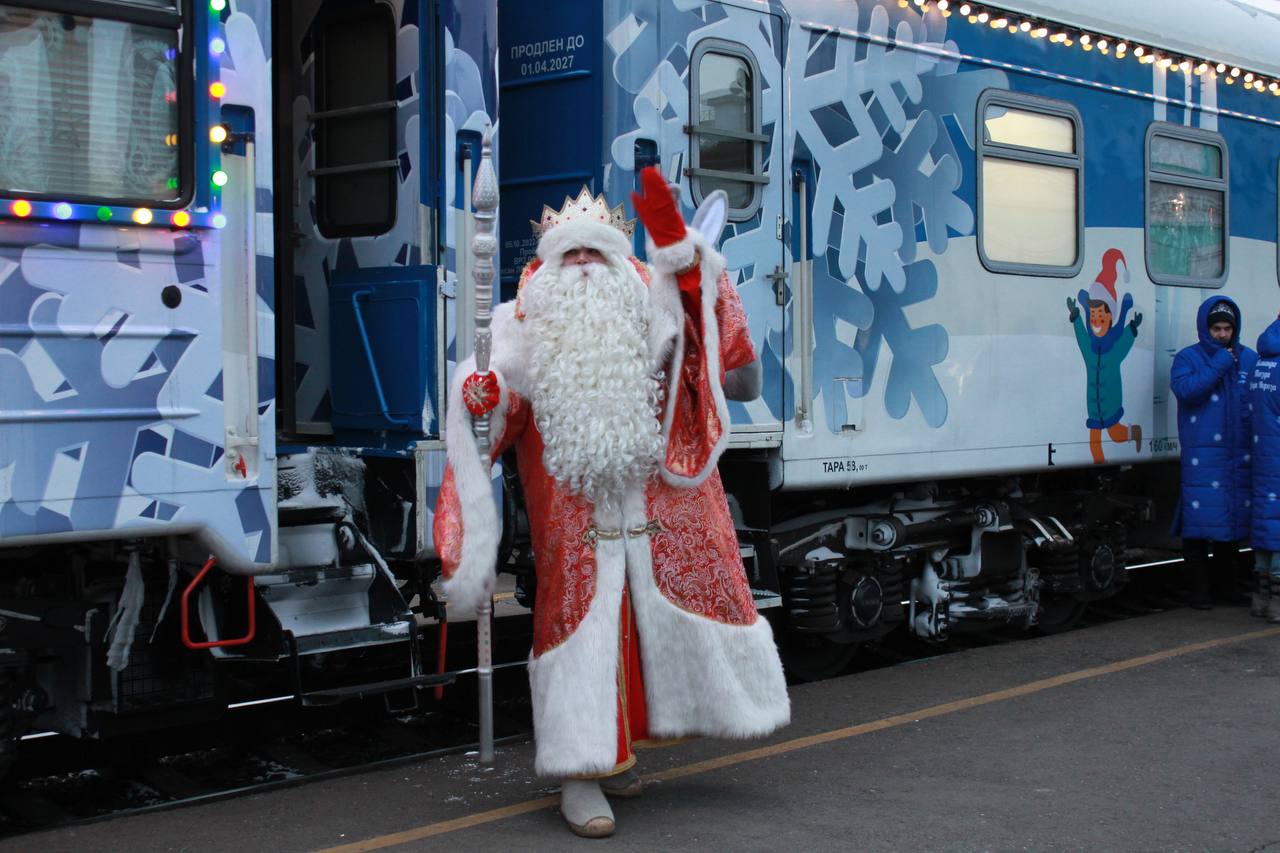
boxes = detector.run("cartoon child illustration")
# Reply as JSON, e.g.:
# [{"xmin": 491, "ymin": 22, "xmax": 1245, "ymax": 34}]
[{"xmin": 1067, "ymin": 248, "xmax": 1143, "ymax": 464}]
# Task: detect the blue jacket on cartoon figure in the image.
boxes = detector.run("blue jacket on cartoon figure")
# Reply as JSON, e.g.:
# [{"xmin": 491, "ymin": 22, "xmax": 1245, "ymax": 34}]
[
  {"xmin": 1072, "ymin": 289, "xmax": 1135, "ymax": 428},
  {"xmin": 1171, "ymin": 295, "xmax": 1256, "ymax": 541},
  {"xmin": 1250, "ymin": 317, "xmax": 1280, "ymax": 551}
]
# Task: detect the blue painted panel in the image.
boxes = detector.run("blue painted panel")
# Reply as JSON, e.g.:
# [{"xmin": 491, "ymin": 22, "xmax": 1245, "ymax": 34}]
[
  {"xmin": 497, "ymin": 0, "xmax": 604, "ymax": 293},
  {"xmin": 329, "ymin": 267, "xmax": 436, "ymax": 439}
]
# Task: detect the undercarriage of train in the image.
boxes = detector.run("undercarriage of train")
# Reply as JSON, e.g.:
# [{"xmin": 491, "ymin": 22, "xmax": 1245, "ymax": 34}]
[
  {"xmin": 0, "ymin": 449, "xmax": 1159, "ymax": 775},
  {"xmin": 721, "ymin": 460, "xmax": 1155, "ymax": 681}
]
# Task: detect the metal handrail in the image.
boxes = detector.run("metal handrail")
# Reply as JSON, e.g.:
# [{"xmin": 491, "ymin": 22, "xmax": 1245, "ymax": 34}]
[{"xmin": 181, "ymin": 557, "xmax": 257, "ymax": 650}]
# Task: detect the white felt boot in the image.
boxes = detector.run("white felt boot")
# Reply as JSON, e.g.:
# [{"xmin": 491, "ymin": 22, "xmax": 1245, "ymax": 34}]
[{"xmin": 560, "ymin": 779, "xmax": 615, "ymax": 838}]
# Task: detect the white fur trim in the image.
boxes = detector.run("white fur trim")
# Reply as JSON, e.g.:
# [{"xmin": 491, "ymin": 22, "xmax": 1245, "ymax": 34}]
[
  {"xmin": 653, "ymin": 230, "xmax": 733, "ymax": 489},
  {"xmin": 644, "ymin": 233, "xmax": 698, "ymax": 275},
  {"xmin": 536, "ymin": 218, "xmax": 632, "ymax": 263},
  {"xmin": 440, "ymin": 303, "xmax": 535, "ymax": 615},
  {"xmin": 528, "ymin": 505, "xmax": 628, "ymax": 778},
  {"xmin": 645, "ymin": 261, "xmax": 682, "ymax": 370},
  {"xmin": 622, "ymin": 488, "xmax": 790, "ymax": 740}
]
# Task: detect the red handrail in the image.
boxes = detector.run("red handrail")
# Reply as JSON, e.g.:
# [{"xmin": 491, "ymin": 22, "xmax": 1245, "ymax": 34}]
[
  {"xmin": 434, "ymin": 618, "xmax": 449, "ymax": 700},
  {"xmin": 181, "ymin": 556, "xmax": 257, "ymax": 650}
]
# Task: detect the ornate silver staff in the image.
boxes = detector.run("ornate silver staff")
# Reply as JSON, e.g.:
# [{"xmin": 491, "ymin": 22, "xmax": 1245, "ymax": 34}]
[{"xmin": 470, "ymin": 128, "xmax": 498, "ymax": 765}]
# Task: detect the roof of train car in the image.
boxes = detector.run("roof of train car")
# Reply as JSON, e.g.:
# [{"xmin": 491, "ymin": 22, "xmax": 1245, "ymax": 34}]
[{"xmin": 999, "ymin": 0, "xmax": 1280, "ymax": 79}]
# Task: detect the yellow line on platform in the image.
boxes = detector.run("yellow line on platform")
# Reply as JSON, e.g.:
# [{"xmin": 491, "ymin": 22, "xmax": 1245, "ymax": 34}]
[{"xmin": 315, "ymin": 625, "xmax": 1280, "ymax": 852}]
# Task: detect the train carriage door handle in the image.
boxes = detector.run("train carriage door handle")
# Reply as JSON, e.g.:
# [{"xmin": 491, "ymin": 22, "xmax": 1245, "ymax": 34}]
[{"xmin": 767, "ymin": 266, "xmax": 787, "ymax": 306}]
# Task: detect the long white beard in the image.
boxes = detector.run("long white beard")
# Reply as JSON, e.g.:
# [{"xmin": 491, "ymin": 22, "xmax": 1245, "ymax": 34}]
[{"xmin": 523, "ymin": 257, "xmax": 665, "ymax": 506}]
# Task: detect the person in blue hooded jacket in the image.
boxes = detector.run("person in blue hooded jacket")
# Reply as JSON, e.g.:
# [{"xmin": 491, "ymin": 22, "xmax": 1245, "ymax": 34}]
[
  {"xmin": 1249, "ymin": 315, "xmax": 1280, "ymax": 622},
  {"xmin": 1171, "ymin": 296, "xmax": 1256, "ymax": 609}
]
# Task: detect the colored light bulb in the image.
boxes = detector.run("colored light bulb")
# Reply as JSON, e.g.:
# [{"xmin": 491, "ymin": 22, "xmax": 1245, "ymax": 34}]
[
  {"xmin": 212, "ymin": 170, "xmax": 229, "ymax": 187},
  {"xmin": 212, "ymin": 213, "xmax": 227, "ymax": 229},
  {"xmin": 53, "ymin": 203, "xmax": 73, "ymax": 220},
  {"xmin": 210, "ymin": 0, "xmax": 226, "ymax": 10},
  {"xmin": 210, "ymin": 37, "xmax": 226, "ymax": 55},
  {"xmin": 209, "ymin": 81, "xmax": 226, "ymax": 99},
  {"xmin": 133, "ymin": 208, "xmax": 153, "ymax": 225},
  {"xmin": 11, "ymin": 199, "xmax": 32, "ymax": 218},
  {"xmin": 171, "ymin": 211, "xmax": 191, "ymax": 227},
  {"xmin": 97, "ymin": 207, "xmax": 112, "ymax": 222},
  {"xmin": 210, "ymin": 124, "xmax": 229, "ymax": 144}
]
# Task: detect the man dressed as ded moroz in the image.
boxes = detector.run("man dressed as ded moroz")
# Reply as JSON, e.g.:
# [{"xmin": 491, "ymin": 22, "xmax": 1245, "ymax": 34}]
[{"xmin": 433, "ymin": 167, "xmax": 790, "ymax": 838}]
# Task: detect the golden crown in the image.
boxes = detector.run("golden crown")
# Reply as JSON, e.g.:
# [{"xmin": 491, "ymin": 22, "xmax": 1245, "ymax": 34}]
[{"xmin": 530, "ymin": 186, "xmax": 635, "ymax": 238}]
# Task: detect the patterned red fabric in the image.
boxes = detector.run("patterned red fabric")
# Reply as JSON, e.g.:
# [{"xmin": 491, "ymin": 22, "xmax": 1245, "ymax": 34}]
[
  {"xmin": 434, "ymin": 467, "xmax": 464, "ymax": 580},
  {"xmin": 715, "ymin": 269, "xmax": 756, "ymax": 374},
  {"xmin": 646, "ymin": 471, "xmax": 758, "ymax": 624},
  {"xmin": 515, "ymin": 418, "xmax": 599, "ymax": 654},
  {"xmin": 664, "ymin": 275, "xmax": 721, "ymax": 480}
]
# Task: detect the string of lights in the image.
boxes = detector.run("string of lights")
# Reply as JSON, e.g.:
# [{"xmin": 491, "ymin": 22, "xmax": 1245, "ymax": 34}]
[
  {"xmin": 2, "ymin": 0, "xmax": 231, "ymax": 229},
  {"xmin": 901, "ymin": 0, "xmax": 1279, "ymax": 94}
]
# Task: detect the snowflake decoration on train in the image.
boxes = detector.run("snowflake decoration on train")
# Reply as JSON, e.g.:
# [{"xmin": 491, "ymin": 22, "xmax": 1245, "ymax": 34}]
[{"xmin": 605, "ymin": 0, "xmax": 1008, "ymax": 430}]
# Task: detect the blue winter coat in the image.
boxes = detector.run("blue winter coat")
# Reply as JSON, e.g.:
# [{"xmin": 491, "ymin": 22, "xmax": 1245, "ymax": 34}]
[
  {"xmin": 1171, "ymin": 295, "xmax": 1256, "ymax": 541},
  {"xmin": 1250, "ymin": 318, "xmax": 1280, "ymax": 550}
]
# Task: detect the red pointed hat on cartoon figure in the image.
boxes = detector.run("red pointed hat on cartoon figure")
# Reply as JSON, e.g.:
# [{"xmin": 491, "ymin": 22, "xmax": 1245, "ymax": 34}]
[{"xmin": 1089, "ymin": 248, "xmax": 1129, "ymax": 314}]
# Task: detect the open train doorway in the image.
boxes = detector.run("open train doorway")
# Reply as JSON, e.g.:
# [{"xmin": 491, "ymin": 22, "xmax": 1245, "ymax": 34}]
[{"xmin": 272, "ymin": 0, "xmax": 442, "ymax": 449}]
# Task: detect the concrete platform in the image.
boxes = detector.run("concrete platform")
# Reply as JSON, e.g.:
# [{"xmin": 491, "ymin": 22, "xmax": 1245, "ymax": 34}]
[{"xmin": 14, "ymin": 608, "xmax": 1280, "ymax": 852}]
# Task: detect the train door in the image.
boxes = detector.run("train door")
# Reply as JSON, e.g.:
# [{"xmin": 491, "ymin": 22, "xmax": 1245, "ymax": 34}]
[
  {"xmin": 274, "ymin": 0, "xmax": 440, "ymax": 448},
  {"xmin": 684, "ymin": 26, "xmax": 787, "ymax": 440}
]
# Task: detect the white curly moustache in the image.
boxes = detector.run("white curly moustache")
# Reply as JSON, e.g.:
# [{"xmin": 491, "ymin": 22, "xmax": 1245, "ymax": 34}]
[{"xmin": 523, "ymin": 258, "xmax": 665, "ymax": 505}]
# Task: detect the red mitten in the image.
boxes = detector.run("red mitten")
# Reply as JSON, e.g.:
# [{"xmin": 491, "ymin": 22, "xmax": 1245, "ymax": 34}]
[
  {"xmin": 631, "ymin": 166, "xmax": 686, "ymax": 248},
  {"xmin": 461, "ymin": 372, "xmax": 501, "ymax": 416}
]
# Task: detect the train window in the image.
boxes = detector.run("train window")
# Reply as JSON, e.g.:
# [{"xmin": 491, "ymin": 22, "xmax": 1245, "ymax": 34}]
[
  {"xmin": 1145, "ymin": 123, "xmax": 1228, "ymax": 287},
  {"xmin": 312, "ymin": 4, "xmax": 397, "ymax": 238},
  {"xmin": 0, "ymin": 1, "xmax": 189, "ymax": 207},
  {"xmin": 976, "ymin": 91, "xmax": 1083, "ymax": 277},
  {"xmin": 689, "ymin": 39, "xmax": 767, "ymax": 221}
]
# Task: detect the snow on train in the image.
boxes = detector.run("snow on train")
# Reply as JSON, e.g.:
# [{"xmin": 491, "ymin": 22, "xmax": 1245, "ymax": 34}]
[{"xmin": 0, "ymin": 0, "xmax": 1277, "ymax": 756}]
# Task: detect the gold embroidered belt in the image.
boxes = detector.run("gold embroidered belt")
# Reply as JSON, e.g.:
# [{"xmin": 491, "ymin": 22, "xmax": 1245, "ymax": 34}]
[{"xmin": 582, "ymin": 519, "xmax": 664, "ymax": 550}]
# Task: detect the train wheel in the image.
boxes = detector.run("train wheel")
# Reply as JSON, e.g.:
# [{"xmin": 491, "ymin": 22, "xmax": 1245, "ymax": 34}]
[
  {"xmin": 1036, "ymin": 594, "xmax": 1087, "ymax": 635},
  {"xmin": 779, "ymin": 632, "xmax": 859, "ymax": 683}
]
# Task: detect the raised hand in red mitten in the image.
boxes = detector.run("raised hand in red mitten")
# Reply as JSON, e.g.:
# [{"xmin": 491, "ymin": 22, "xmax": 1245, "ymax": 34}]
[
  {"xmin": 632, "ymin": 167, "xmax": 700, "ymax": 293},
  {"xmin": 631, "ymin": 166, "xmax": 686, "ymax": 248}
]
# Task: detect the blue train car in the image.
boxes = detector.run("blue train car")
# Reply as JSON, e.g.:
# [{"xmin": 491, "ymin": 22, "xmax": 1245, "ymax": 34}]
[
  {"xmin": 1, "ymin": 0, "xmax": 1279, "ymax": 751},
  {"xmin": 494, "ymin": 0, "xmax": 1280, "ymax": 674},
  {"xmin": 0, "ymin": 0, "xmax": 497, "ymax": 751}
]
